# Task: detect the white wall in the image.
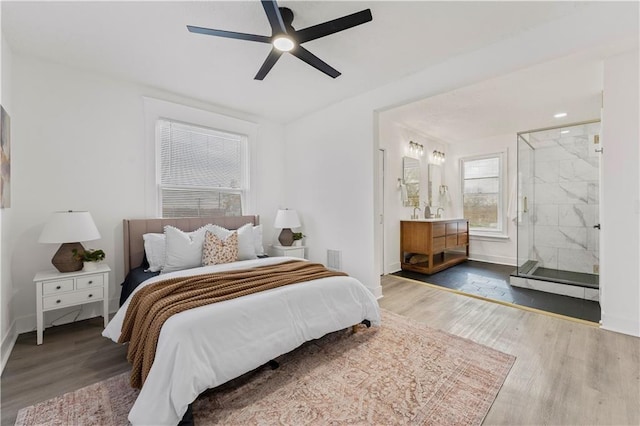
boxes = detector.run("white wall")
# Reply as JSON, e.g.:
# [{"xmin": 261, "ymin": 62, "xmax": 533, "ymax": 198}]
[
  {"xmin": 1, "ymin": 27, "xmax": 17, "ymax": 370},
  {"xmin": 284, "ymin": 3, "xmax": 636, "ymax": 305},
  {"xmin": 378, "ymin": 118, "xmax": 447, "ymax": 273},
  {"xmin": 600, "ymin": 49, "xmax": 639, "ymax": 337},
  {"xmin": 7, "ymin": 53, "xmax": 285, "ymax": 337},
  {"xmin": 446, "ymin": 134, "xmax": 518, "ymax": 266}
]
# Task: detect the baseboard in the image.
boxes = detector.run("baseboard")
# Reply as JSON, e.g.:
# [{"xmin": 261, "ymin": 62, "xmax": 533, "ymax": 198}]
[
  {"xmin": 1, "ymin": 319, "xmax": 18, "ymax": 374},
  {"xmin": 387, "ymin": 262, "xmax": 401, "ymax": 274},
  {"xmin": 468, "ymin": 253, "xmax": 516, "ymax": 266},
  {"xmin": 370, "ymin": 284, "xmax": 383, "ymax": 299},
  {"xmin": 601, "ymin": 313, "xmax": 640, "ymax": 337}
]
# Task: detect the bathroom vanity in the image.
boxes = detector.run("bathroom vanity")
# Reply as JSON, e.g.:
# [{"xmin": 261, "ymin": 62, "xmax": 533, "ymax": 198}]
[{"xmin": 400, "ymin": 218, "xmax": 469, "ymax": 274}]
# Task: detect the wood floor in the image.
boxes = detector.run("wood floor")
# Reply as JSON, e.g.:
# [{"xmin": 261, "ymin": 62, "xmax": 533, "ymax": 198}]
[
  {"xmin": 380, "ymin": 276, "xmax": 639, "ymax": 425},
  {"xmin": 1, "ymin": 318, "xmax": 130, "ymax": 425},
  {"xmin": 1, "ymin": 275, "xmax": 639, "ymax": 425}
]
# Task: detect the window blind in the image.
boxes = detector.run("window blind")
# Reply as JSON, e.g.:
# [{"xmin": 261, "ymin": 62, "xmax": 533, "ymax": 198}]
[{"xmin": 158, "ymin": 120, "xmax": 247, "ymax": 217}]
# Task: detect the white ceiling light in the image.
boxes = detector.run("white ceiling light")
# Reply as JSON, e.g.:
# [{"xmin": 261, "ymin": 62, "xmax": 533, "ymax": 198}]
[
  {"xmin": 560, "ymin": 130, "xmax": 570, "ymax": 134},
  {"xmin": 273, "ymin": 36, "xmax": 295, "ymax": 52},
  {"xmin": 554, "ymin": 112, "xmax": 568, "ymax": 118}
]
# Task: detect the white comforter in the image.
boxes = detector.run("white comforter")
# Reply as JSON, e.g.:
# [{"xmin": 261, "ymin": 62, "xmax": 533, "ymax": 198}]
[{"xmin": 103, "ymin": 257, "xmax": 381, "ymax": 425}]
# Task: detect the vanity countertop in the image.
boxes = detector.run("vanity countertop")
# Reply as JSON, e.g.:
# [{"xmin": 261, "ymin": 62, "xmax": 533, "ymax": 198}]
[{"xmin": 402, "ymin": 218, "xmax": 466, "ymax": 222}]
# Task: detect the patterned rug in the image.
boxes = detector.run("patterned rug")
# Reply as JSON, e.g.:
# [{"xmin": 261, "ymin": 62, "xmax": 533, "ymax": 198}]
[{"xmin": 15, "ymin": 310, "xmax": 515, "ymax": 425}]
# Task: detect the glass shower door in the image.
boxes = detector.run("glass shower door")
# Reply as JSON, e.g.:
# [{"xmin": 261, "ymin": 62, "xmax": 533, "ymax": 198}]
[
  {"xmin": 514, "ymin": 121, "xmax": 600, "ymax": 287},
  {"xmin": 517, "ymin": 134, "xmax": 535, "ymax": 275}
]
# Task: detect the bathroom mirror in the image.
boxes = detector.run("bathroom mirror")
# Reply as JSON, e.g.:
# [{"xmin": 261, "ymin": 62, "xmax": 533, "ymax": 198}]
[
  {"xmin": 402, "ymin": 156, "xmax": 420, "ymax": 207},
  {"xmin": 428, "ymin": 164, "xmax": 441, "ymax": 207}
]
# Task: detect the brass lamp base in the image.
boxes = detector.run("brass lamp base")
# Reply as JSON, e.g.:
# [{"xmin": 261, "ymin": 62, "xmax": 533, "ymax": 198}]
[
  {"xmin": 278, "ymin": 228, "xmax": 294, "ymax": 246},
  {"xmin": 52, "ymin": 242, "xmax": 85, "ymax": 273}
]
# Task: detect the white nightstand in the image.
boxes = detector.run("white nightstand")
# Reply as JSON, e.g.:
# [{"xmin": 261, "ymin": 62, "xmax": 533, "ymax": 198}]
[
  {"xmin": 270, "ymin": 245, "xmax": 306, "ymax": 259},
  {"xmin": 33, "ymin": 264, "xmax": 110, "ymax": 345}
]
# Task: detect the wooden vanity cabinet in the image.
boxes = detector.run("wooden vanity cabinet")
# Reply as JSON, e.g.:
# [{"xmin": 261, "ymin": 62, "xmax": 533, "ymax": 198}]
[{"xmin": 400, "ymin": 219, "xmax": 469, "ymax": 274}]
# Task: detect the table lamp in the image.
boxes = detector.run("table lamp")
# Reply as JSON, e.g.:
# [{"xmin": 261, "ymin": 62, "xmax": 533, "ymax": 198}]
[
  {"xmin": 38, "ymin": 210, "xmax": 101, "ymax": 272},
  {"xmin": 274, "ymin": 209, "xmax": 301, "ymax": 246}
]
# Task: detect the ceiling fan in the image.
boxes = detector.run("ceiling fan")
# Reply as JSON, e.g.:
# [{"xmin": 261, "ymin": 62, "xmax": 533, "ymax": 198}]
[{"xmin": 187, "ymin": 0, "xmax": 373, "ymax": 80}]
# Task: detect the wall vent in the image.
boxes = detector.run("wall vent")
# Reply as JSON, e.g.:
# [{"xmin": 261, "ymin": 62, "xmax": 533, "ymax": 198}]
[{"xmin": 327, "ymin": 249, "xmax": 342, "ymax": 271}]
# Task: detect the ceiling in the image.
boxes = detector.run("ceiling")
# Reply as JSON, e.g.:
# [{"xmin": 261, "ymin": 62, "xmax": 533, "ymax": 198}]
[
  {"xmin": 382, "ymin": 17, "xmax": 640, "ymax": 145},
  {"xmin": 1, "ymin": 1, "xmax": 597, "ymax": 123},
  {"xmin": 382, "ymin": 50, "xmax": 611, "ymax": 144}
]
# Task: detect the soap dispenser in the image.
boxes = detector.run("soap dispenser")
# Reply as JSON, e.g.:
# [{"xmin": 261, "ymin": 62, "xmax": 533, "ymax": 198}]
[{"xmin": 424, "ymin": 203, "xmax": 431, "ymax": 219}]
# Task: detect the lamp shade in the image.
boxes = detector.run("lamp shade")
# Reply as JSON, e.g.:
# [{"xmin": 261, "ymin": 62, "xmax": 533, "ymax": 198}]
[
  {"xmin": 38, "ymin": 211, "xmax": 101, "ymax": 243},
  {"xmin": 274, "ymin": 209, "xmax": 301, "ymax": 229}
]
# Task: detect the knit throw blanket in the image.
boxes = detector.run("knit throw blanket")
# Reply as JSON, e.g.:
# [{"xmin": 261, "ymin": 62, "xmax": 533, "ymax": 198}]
[{"xmin": 118, "ymin": 260, "xmax": 347, "ymax": 389}]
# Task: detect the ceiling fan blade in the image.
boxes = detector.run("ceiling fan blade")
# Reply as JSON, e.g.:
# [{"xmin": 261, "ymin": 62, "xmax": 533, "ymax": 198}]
[
  {"xmin": 261, "ymin": 0, "xmax": 286, "ymax": 35},
  {"xmin": 187, "ymin": 25, "xmax": 271, "ymax": 43},
  {"xmin": 291, "ymin": 46, "xmax": 341, "ymax": 79},
  {"xmin": 254, "ymin": 48, "xmax": 284, "ymax": 80},
  {"xmin": 295, "ymin": 9, "xmax": 372, "ymax": 43}
]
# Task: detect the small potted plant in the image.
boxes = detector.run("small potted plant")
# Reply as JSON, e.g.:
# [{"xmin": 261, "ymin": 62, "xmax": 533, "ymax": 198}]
[
  {"xmin": 292, "ymin": 232, "xmax": 305, "ymax": 247},
  {"xmin": 73, "ymin": 248, "xmax": 106, "ymax": 272}
]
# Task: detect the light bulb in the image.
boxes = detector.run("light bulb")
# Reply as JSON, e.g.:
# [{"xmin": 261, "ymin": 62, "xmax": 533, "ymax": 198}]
[{"xmin": 273, "ymin": 36, "xmax": 295, "ymax": 52}]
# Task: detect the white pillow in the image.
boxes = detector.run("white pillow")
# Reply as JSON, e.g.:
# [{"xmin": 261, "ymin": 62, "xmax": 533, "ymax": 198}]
[
  {"xmin": 207, "ymin": 223, "xmax": 257, "ymax": 261},
  {"xmin": 253, "ymin": 224, "xmax": 264, "ymax": 256},
  {"xmin": 162, "ymin": 225, "xmax": 208, "ymax": 273},
  {"xmin": 142, "ymin": 233, "xmax": 165, "ymax": 272}
]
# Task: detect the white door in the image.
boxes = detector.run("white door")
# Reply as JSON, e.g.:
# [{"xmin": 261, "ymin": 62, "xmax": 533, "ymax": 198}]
[{"xmin": 377, "ymin": 149, "xmax": 385, "ymax": 275}]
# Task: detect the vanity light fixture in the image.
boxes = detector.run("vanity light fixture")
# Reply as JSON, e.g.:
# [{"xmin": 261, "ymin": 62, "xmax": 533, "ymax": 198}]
[
  {"xmin": 408, "ymin": 141, "xmax": 424, "ymax": 157},
  {"xmin": 431, "ymin": 150, "xmax": 445, "ymax": 164},
  {"xmin": 554, "ymin": 112, "xmax": 568, "ymax": 118}
]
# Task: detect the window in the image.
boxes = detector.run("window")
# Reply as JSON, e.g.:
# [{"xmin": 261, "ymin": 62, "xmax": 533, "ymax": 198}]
[
  {"xmin": 158, "ymin": 119, "xmax": 247, "ymax": 218},
  {"xmin": 461, "ymin": 153, "xmax": 505, "ymax": 235}
]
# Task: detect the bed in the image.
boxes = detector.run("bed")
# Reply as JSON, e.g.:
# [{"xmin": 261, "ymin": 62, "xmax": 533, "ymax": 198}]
[{"xmin": 103, "ymin": 216, "xmax": 381, "ymax": 425}]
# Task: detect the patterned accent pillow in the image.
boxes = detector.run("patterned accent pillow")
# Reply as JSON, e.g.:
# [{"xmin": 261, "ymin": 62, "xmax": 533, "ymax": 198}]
[{"xmin": 202, "ymin": 230, "xmax": 239, "ymax": 266}]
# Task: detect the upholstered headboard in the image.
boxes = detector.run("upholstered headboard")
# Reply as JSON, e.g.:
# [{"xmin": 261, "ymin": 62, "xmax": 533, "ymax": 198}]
[{"xmin": 123, "ymin": 215, "xmax": 259, "ymax": 275}]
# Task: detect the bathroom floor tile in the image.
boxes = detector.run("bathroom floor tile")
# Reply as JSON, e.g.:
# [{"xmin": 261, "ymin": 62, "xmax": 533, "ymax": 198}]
[{"xmin": 393, "ymin": 260, "xmax": 600, "ymax": 323}]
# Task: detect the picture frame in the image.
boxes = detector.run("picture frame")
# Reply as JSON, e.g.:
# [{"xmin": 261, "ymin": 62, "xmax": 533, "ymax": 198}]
[{"xmin": 0, "ymin": 105, "xmax": 10, "ymax": 209}]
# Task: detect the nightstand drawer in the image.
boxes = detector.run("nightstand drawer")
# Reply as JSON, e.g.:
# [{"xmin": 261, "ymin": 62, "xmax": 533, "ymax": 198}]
[
  {"xmin": 270, "ymin": 245, "xmax": 306, "ymax": 259},
  {"xmin": 43, "ymin": 288, "xmax": 104, "ymax": 310},
  {"xmin": 42, "ymin": 279, "xmax": 74, "ymax": 295},
  {"xmin": 76, "ymin": 275, "xmax": 104, "ymax": 289}
]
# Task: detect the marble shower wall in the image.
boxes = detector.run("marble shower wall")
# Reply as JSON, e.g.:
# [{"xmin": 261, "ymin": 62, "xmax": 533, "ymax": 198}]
[{"xmin": 531, "ymin": 122, "xmax": 600, "ymax": 275}]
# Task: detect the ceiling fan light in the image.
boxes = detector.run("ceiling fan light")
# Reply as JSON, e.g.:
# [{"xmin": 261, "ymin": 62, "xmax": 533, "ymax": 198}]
[{"xmin": 273, "ymin": 36, "xmax": 295, "ymax": 52}]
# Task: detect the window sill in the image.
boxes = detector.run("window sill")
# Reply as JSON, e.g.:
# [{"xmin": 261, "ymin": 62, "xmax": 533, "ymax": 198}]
[{"xmin": 469, "ymin": 232, "xmax": 510, "ymax": 241}]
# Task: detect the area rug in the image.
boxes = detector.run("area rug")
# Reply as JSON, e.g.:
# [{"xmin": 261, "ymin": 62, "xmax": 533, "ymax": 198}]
[{"xmin": 15, "ymin": 310, "xmax": 515, "ymax": 425}]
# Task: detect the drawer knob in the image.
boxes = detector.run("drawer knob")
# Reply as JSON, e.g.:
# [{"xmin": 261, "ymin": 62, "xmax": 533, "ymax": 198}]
[
  {"xmin": 56, "ymin": 299, "xmax": 61, "ymax": 304},
  {"xmin": 88, "ymin": 294, "xmax": 93, "ymax": 298},
  {"xmin": 56, "ymin": 286, "xmax": 61, "ymax": 290},
  {"xmin": 88, "ymin": 280, "xmax": 93, "ymax": 284}
]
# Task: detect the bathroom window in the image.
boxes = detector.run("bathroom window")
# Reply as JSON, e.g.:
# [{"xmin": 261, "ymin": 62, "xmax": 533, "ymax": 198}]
[{"xmin": 461, "ymin": 152, "xmax": 505, "ymax": 235}]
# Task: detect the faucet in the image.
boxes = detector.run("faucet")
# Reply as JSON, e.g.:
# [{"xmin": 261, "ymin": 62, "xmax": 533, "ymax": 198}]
[
  {"xmin": 436, "ymin": 207, "xmax": 445, "ymax": 218},
  {"xmin": 412, "ymin": 206, "xmax": 421, "ymax": 220}
]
